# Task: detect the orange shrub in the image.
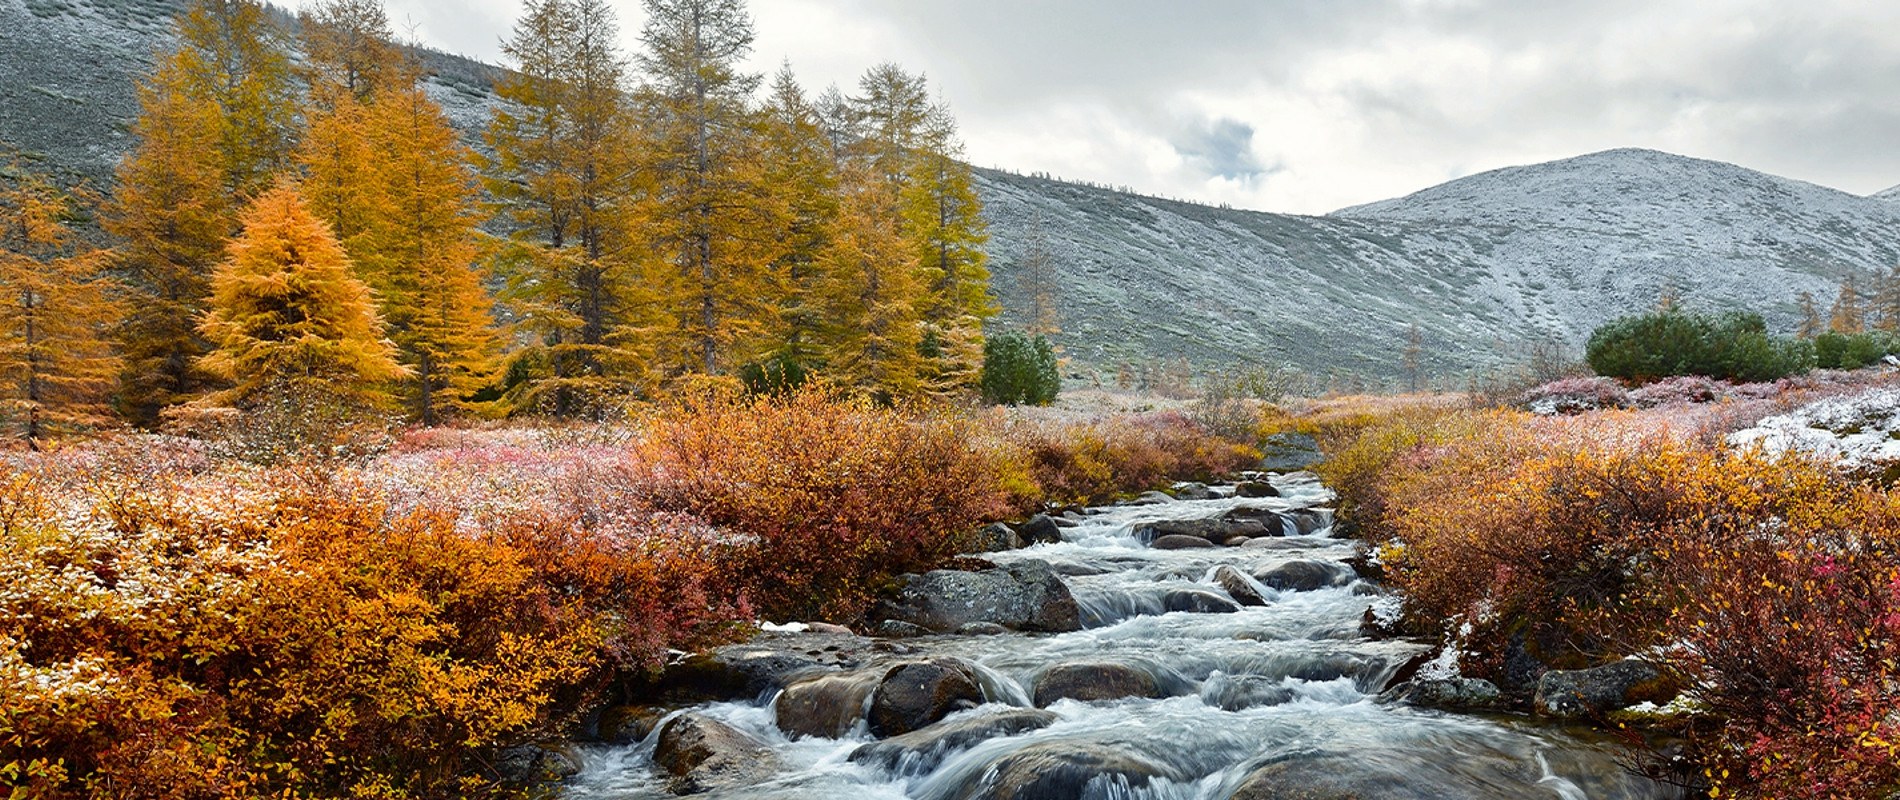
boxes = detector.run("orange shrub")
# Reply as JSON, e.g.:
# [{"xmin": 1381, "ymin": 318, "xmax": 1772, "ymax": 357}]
[
  {"xmin": 997, "ymin": 409, "xmax": 1259, "ymax": 507},
  {"xmin": 1327, "ymin": 402, "xmax": 1900, "ymax": 797},
  {"xmin": 1, "ymin": 443, "xmax": 735, "ymax": 798},
  {"xmin": 627, "ymin": 388, "xmax": 1023, "ymax": 622}
]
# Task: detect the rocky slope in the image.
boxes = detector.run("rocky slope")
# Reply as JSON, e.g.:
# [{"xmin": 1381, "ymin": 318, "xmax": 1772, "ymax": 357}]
[
  {"xmin": 979, "ymin": 149, "xmax": 1900, "ymax": 385},
  {"xmin": 7, "ymin": 0, "xmax": 1899, "ymax": 385}
]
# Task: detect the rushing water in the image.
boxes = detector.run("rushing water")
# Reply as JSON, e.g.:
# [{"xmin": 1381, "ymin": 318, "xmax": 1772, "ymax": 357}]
[{"xmin": 566, "ymin": 473, "xmax": 1675, "ymax": 799}]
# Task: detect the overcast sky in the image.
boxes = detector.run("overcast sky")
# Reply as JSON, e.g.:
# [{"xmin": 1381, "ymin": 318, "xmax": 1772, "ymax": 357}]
[{"xmin": 377, "ymin": 0, "xmax": 1900, "ymax": 215}]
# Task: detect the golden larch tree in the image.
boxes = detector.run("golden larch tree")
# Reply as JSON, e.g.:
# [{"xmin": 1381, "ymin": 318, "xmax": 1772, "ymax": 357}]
[
  {"xmin": 755, "ymin": 65, "xmax": 840, "ymax": 383},
  {"xmin": 486, "ymin": 0, "xmax": 650, "ymax": 417},
  {"xmin": 108, "ymin": 69, "xmax": 231, "ymax": 424},
  {"xmin": 1827, "ymin": 275, "xmax": 1864, "ymax": 334},
  {"xmin": 816, "ymin": 163, "xmax": 927, "ymax": 400},
  {"xmin": 634, "ymin": 0, "xmax": 788, "ymax": 382},
  {"xmin": 361, "ymin": 84, "xmax": 503, "ymax": 424},
  {"xmin": 199, "ymin": 184, "xmax": 404, "ymax": 407},
  {"xmin": 110, "ymin": 0, "xmax": 300, "ymax": 424},
  {"xmin": 1795, "ymin": 290, "xmax": 1822, "ymax": 339},
  {"xmin": 0, "ymin": 158, "xmax": 121, "ymax": 446}
]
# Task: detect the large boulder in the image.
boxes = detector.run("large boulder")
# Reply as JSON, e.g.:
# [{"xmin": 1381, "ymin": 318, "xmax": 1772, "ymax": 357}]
[
  {"xmin": 1200, "ymin": 674, "xmax": 1296, "ymax": 711},
  {"xmin": 1016, "ymin": 514, "xmax": 1064, "ymax": 545},
  {"xmin": 958, "ymin": 743, "xmax": 1186, "ymax": 800},
  {"xmin": 774, "ymin": 670, "xmax": 883, "ymax": 739},
  {"xmin": 633, "ymin": 630, "xmax": 871, "ymax": 704},
  {"xmin": 848, "ymin": 708, "xmax": 1058, "ymax": 773},
  {"xmin": 1032, "ymin": 661, "xmax": 1161, "ymax": 706},
  {"xmin": 1383, "ymin": 677, "xmax": 1503, "ymax": 711},
  {"xmin": 1253, "ymin": 560, "xmax": 1354, "ymax": 592},
  {"xmin": 1535, "ymin": 659, "xmax": 1667, "ymax": 718},
  {"xmin": 1151, "ymin": 534, "xmax": 1217, "ymax": 550},
  {"xmin": 1259, "ymin": 431, "xmax": 1324, "ymax": 472},
  {"xmin": 1162, "ymin": 589, "xmax": 1242, "ymax": 614},
  {"xmin": 1230, "ymin": 751, "xmax": 1526, "ymax": 800},
  {"xmin": 1213, "ymin": 565, "xmax": 1268, "ymax": 606},
  {"xmin": 651, "ymin": 713, "xmax": 778, "ymax": 795},
  {"xmin": 875, "ymin": 560, "xmax": 1082, "ymax": 633},
  {"xmin": 868, "ymin": 660, "xmax": 986, "ymax": 738}
]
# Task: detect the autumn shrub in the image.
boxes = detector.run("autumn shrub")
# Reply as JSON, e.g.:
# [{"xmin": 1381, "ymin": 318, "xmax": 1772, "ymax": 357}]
[
  {"xmin": 1517, "ymin": 375, "xmax": 1629, "ymax": 415},
  {"xmin": 1625, "ymin": 374, "xmax": 1727, "ymax": 408},
  {"xmin": 1327, "ymin": 401, "xmax": 1900, "ymax": 797},
  {"xmin": 0, "ymin": 440, "xmax": 739, "ymax": 799},
  {"xmin": 998, "ymin": 409, "xmax": 1259, "ymax": 507},
  {"xmin": 626, "ymin": 387, "xmax": 1023, "ymax": 622},
  {"xmin": 1647, "ymin": 486, "xmax": 1900, "ymax": 797}
]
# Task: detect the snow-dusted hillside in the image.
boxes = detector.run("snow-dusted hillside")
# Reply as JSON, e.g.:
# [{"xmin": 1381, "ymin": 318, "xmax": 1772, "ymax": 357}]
[
  {"xmin": 981, "ymin": 150, "xmax": 1900, "ymax": 384},
  {"xmin": 8, "ymin": 0, "xmax": 1900, "ymax": 385},
  {"xmin": 0, "ymin": 0, "xmax": 502, "ymax": 185}
]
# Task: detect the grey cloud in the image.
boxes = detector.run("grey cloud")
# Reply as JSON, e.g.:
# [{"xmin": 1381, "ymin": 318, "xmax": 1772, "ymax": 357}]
[{"xmin": 1172, "ymin": 117, "xmax": 1267, "ymax": 180}]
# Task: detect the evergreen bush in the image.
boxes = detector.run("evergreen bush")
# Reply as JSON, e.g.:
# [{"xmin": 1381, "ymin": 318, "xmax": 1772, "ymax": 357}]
[{"xmin": 980, "ymin": 331, "xmax": 1060, "ymax": 406}]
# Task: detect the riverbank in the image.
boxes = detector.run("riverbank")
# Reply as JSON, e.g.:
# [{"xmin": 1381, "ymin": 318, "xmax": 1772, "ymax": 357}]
[{"xmin": 1312, "ymin": 379, "xmax": 1900, "ymax": 798}]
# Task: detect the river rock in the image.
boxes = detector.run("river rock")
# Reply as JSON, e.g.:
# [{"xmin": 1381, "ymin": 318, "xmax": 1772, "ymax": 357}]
[
  {"xmin": 849, "ymin": 708, "xmax": 1058, "ymax": 772},
  {"xmin": 1016, "ymin": 514, "xmax": 1064, "ymax": 545},
  {"xmin": 1259, "ymin": 431, "xmax": 1324, "ymax": 472},
  {"xmin": 1201, "ymin": 674, "xmax": 1296, "ymax": 711},
  {"xmin": 1535, "ymin": 659, "xmax": 1665, "ymax": 718},
  {"xmin": 868, "ymin": 660, "xmax": 986, "ymax": 737},
  {"xmin": 596, "ymin": 704, "xmax": 672, "ymax": 744},
  {"xmin": 1162, "ymin": 589, "xmax": 1242, "ymax": 613},
  {"xmin": 1253, "ymin": 560, "xmax": 1354, "ymax": 591},
  {"xmin": 975, "ymin": 522, "xmax": 1025, "ymax": 553},
  {"xmin": 959, "ymin": 742, "xmax": 1186, "ymax": 800},
  {"xmin": 1235, "ymin": 480, "xmax": 1279, "ymax": 498},
  {"xmin": 637, "ymin": 630, "xmax": 869, "ymax": 703},
  {"xmin": 1213, "ymin": 565, "xmax": 1268, "ymax": 606},
  {"xmin": 956, "ymin": 621, "xmax": 1008, "ymax": 635},
  {"xmin": 1152, "ymin": 534, "xmax": 1217, "ymax": 550},
  {"xmin": 876, "ymin": 619, "xmax": 931, "ymax": 638},
  {"xmin": 775, "ymin": 669, "xmax": 883, "ymax": 738},
  {"xmin": 1284, "ymin": 508, "xmax": 1331, "ymax": 535},
  {"xmin": 1136, "ymin": 518, "xmax": 1221, "ymax": 542},
  {"xmin": 1033, "ymin": 661, "xmax": 1161, "ymax": 706},
  {"xmin": 1171, "ymin": 481, "xmax": 1215, "ymax": 500},
  {"xmin": 1230, "ymin": 750, "xmax": 1527, "ymax": 800},
  {"xmin": 652, "ymin": 713, "xmax": 778, "ymax": 795},
  {"xmin": 874, "ymin": 560, "xmax": 1082, "ymax": 633},
  {"xmin": 1384, "ymin": 677, "xmax": 1502, "ymax": 711},
  {"xmin": 494, "ymin": 743, "xmax": 581, "ymax": 789},
  {"xmin": 1130, "ymin": 490, "xmax": 1178, "ymax": 505},
  {"xmin": 1221, "ymin": 506, "xmax": 1288, "ymax": 536}
]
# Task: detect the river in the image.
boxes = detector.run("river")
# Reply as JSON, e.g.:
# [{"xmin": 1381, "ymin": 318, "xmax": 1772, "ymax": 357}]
[{"xmin": 563, "ymin": 472, "xmax": 1679, "ymax": 799}]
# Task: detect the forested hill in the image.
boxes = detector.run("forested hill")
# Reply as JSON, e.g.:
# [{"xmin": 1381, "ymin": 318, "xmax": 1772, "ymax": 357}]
[{"xmin": 9, "ymin": 0, "xmax": 1900, "ymax": 386}]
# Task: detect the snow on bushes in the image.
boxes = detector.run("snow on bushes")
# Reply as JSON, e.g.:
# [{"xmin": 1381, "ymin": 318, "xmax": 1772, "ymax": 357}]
[{"xmin": 1517, "ymin": 375, "xmax": 1628, "ymax": 415}]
